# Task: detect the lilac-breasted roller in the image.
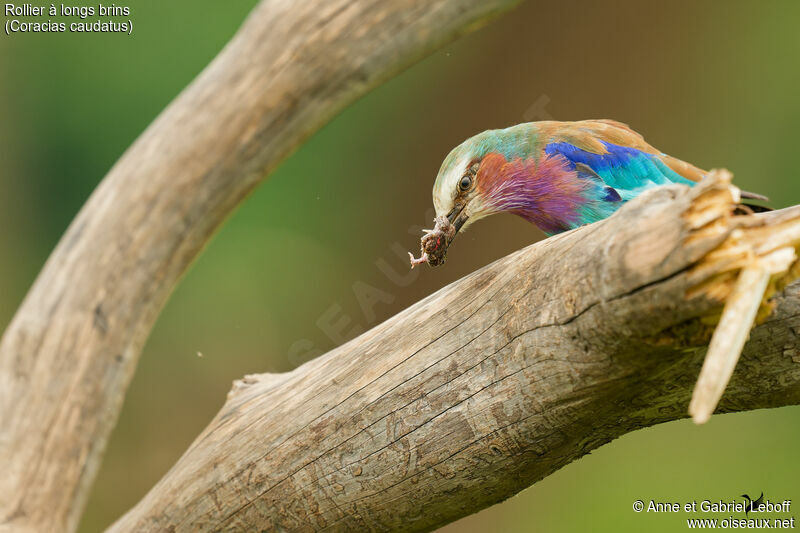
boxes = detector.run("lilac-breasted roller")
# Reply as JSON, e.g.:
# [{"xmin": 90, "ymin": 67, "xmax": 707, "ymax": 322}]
[{"xmin": 410, "ymin": 119, "xmax": 767, "ymax": 267}]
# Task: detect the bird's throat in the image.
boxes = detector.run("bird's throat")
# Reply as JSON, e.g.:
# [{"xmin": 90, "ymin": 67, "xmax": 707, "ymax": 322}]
[{"xmin": 478, "ymin": 152, "xmax": 599, "ymax": 235}]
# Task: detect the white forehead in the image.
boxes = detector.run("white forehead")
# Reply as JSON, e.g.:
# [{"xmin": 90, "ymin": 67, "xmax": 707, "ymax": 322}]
[{"xmin": 432, "ymin": 150, "xmax": 471, "ymax": 217}]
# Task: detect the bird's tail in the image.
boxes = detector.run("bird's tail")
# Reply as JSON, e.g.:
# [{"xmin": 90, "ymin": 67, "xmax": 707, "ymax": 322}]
[{"xmin": 735, "ymin": 202, "xmax": 773, "ymax": 215}]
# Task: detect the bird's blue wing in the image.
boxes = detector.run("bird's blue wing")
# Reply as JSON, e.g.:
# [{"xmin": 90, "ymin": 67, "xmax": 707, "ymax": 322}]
[{"xmin": 545, "ymin": 141, "xmax": 695, "ymax": 201}]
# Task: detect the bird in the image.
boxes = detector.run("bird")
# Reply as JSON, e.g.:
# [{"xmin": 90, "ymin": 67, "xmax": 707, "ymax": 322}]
[
  {"xmin": 742, "ymin": 492, "xmax": 764, "ymax": 517},
  {"xmin": 409, "ymin": 119, "xmax": 767, "ymax": 267}
]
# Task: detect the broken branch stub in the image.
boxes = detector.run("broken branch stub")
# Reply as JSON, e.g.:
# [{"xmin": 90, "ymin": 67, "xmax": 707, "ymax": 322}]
[{"xmin": 685, "ymin": 170, "xmax": 800, "ymax": 423}]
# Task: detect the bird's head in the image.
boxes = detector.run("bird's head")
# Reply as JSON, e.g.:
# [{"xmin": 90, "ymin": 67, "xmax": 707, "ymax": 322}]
[
  {"xmin": 428, "ymin": 125, "xmax": 538, "ymax": 253},
  {"xmin": 410, "ymin": 122, "xmax": 591, "ymax": 268},
  {"xmin": 434, "ymin": 130, "xmax": 508, "ymax": 232},
  {"xmin": 408, "ymin": 132, "xmax": 506, "ymax": 268}
]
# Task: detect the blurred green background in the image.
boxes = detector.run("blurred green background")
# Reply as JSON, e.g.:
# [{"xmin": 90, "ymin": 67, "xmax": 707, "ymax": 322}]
[{"xmin": 2, "ymin": 1, "xmax": 799, "ymax": 531}]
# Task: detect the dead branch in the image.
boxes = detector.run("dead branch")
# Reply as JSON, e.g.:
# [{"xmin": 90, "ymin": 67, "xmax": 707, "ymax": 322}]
[
  {"xmin": 0, "ymin": 1, "xmax": 521, "ymax": 532},
  {"xmin": 108, "ymin": 174, "xmax": 800, "ymax": 532}
]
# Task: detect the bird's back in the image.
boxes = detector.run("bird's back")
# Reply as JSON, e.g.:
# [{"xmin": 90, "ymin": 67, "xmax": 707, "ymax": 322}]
[
  {"xmin": 536, "ymin": 120, "xmax": 705, "ymax": 201},
  {"xmin": 539, "ymin": 119, "xmax": 766, "ymax": 202}
]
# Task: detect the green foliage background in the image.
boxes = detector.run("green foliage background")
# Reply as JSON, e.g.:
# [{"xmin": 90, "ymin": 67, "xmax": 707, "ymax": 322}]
[{"xmin": 1, "ymin": 1, "xmax": 799, "ymax": 531}]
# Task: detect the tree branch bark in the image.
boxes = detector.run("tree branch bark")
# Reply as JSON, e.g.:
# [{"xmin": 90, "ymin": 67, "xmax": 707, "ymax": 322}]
[
  {"xmin": 0, "ymin": 1, "xmax": 520, "ymax": 532},
  {"xmin": 109, "ymin": 175, "xmax": 800, "ymax": 532}
]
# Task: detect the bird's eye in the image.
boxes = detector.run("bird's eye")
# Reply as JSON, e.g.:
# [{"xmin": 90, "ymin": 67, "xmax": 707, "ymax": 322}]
[{"xmin": 458, "ymin": 175, "xmax": 473, "ymax": 192}]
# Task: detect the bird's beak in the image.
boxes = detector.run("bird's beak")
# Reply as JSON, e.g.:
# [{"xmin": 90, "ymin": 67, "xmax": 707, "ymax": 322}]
[{"xmin": 446, "ymin": 201, "xmax": 469, "ymax": 237}]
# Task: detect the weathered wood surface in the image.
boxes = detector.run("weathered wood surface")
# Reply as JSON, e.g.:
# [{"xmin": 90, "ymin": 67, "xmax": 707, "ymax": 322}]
[
  {"xmin": 109, "ymin": 177, "xmax": 800, "ymax": 532},
  {"xmin": 0, "ymin": 2, "xmax": 521, "ymax": 532}
]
